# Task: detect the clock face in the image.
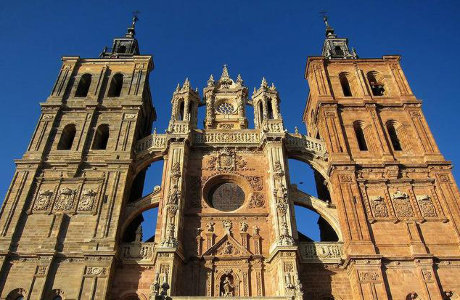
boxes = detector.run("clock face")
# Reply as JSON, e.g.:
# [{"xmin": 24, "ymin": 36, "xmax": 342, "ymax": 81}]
[{"xmin": 216, "ymin": 102, "xmax": 235, "ymax": 115}]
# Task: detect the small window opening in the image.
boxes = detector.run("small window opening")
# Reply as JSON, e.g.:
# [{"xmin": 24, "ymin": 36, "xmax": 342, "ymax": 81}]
[
  {"xmin": 118, "ymin": 45, "xmax": 126, "ymax": 53},
  {"xmin": 387, "ymin": 122, "xmax": 402, "ymax": 151},
  {"xmin": 57, "ymin": 124, "xmax": 76, "ymax": 150},
  {"xmin": 267, "ymin": 99, "xmax": 274, "ymax": 119},
  {"xmin": 107, "ymin": 73, "xmax": 123, "ymax": 97},
  {"xmin": 188, "ymin": 102, "xmax": 193, "ymax": 118},
  {"xmin": 367, "ymin": 72, "xmax": 385, "ymax": 96},
  {"xmin": 334, "ymin": 45, "xmax": 344, "ymax": 56},
  {"xmin": 354, "ymin": 122, "xmax": 368, "ymax": 151},
  {"xmin": 92, "ymin": 124, "xmax": 109, "ymax": 150},
  {"xmin": 339, "ymin": 73, "xmax": 352, "ymax": 97},
  {"xmin": 178, "ymin": 100, "xmax": 185, "ymax": 121},
  {"xmin": 258, "ymin": 101, "xmax": 264, "ymax": 124},
  {"xmin": 75, "ymin": 74, "xmax": 91, "ymax": 97}
]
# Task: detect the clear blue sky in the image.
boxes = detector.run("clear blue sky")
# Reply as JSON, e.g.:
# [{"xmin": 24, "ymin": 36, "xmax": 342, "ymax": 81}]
[{"xmin": 1, "ymin": 0, "xmax": 459, "ymax": 241}]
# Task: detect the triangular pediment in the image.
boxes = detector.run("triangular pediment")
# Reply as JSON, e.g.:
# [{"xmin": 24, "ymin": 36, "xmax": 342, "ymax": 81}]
[{"xmin": 203, "ymin": 233, "xmax": 253, "ymax": 257}]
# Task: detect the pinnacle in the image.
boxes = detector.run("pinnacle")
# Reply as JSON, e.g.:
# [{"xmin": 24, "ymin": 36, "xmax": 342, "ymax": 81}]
[
  {"xmin": 183, "ymin": 78, "xmax": 190, "ymax": 89},
  {"xmin": 236, "ymin": 74, "xmax": 243, "ymax": 84},
  {"xmin": 261, "ymin": 77, "xmax": 268, "ymax": 88},
  {"xmin": 220, "ymin": 64, "xmax": 230, "ymax": 79},
  {"xmin": 174, "ymin": 83, "xmax": 180, "ymax": 92}
]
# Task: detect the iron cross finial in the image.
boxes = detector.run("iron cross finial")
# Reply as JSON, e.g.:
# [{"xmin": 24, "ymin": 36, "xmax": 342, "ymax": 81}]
[
  {"xmin": 320, "ymin": 11, "xmax": 329, "ymax": 27},
  {"xmin": 132, "ymin": 10, "xmax": 140, "ymax": 28}
]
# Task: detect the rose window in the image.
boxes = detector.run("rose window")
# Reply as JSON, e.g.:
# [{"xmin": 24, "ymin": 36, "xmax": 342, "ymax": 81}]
[
  {"xmin": 216, "ymin": 103, "xmax": 235, "ymax": 115},
  {"xmin": 209, "ymin": 182, "xmax": 245, "ymax": 211}
]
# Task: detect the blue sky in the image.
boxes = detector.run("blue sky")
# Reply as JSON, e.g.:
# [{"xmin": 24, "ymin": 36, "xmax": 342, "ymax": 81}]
[{"xmin": 1, "ymin": 0, "xmax": 459, "ymax": 241}]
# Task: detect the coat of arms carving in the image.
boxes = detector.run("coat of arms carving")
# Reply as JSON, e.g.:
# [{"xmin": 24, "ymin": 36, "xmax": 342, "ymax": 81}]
[
  {"xmin": 78, "ymin": 189, "xmax": 97, "ymax": 211},
  {"xmin": 34, "ymin": 189, "xmax": 54, "ymax": 211},
  {"xmin": 54, "ymin": 187, "xmax": 77, "ymax": 211}
]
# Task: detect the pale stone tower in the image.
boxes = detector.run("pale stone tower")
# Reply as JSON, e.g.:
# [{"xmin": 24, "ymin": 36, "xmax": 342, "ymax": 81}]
[{"xmin": 0, "ymin": 17, "xmax": 156, "ymax": 299}]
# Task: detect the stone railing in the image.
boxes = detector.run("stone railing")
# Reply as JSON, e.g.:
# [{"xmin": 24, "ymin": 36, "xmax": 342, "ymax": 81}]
[
  {"xmin": 135, "ymin": 134, "xmax": 167, "ymax": 154},
  {"xmin": 285, "ymin": 134, "xmax": 326, "ymax": 155},
  {"xmin": 168, "ymin": 122, "xmax": 190, "ymax": 134},
  {"xmin": 193, "ymin": 130, "xmax": 261, "ymax": 145},
  {"xmin": 299, "ymin": 242, "xmax": 343, "ymax": 263},
  {"xmin": 263, "ymin": 120, "xmax": 284, "ymax": 133},
  {"xmin": 120, "ymin": 242, "xmax": 155, "ymax": 263}
]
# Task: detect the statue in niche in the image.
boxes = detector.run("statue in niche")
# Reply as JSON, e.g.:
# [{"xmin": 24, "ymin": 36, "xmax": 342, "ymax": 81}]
[{"xmin": 220, "ymin": 274, "xmax": 234, "ymax": 297}]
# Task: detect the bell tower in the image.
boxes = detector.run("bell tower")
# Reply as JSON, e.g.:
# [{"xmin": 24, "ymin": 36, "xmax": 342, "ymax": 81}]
[
  {"xmin": 303, "ymin": 17, "xmax": 460, "ymax": 300},
  {"xmin": 0, "ymin": 17, "xmax": 155, "ymax": 299}
]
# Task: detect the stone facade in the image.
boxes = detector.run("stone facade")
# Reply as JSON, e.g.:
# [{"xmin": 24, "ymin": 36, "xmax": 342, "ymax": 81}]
[{"xmin": 0, "ymin": 18, "xmax": 459, "ymax": 300}]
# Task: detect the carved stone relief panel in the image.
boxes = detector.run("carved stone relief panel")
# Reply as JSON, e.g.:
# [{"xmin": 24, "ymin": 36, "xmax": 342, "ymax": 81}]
[
  {"xmin": 369, "ymin": 196, "xmax": 389, "ymax": 218},
  {"xmin": 188, "ymin": 176, "xmax": 202, "ymax": 208},
  {"xmin": 204, "ymin": 148, "xmax": 253, "ymax": 172},
  {"xmin": 53, "ymin": 186, "xmax": 79, "ymax": 212},
  {"xmin": 391, "ymin": 189, "xmax": 414, "ymax": 218},
  {"xmin": 30, "ymin": 178, "xmax": 102, "ymax": 215},
  {"xmin": 33, "ymin": 185, "xmax": 56, "ymax": 212},
  {"xmin": 77, "ymin": 185, "xmax": 100, "ymax": 214},
  {"xmin": 413, "ymin": 187, "xmax": 440, "ymax": 219}
]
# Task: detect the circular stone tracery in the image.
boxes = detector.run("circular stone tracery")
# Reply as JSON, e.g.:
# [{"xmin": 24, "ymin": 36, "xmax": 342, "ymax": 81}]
[{"xmin": 209, "ymin": 182, "xmax": 245, "ymax": 211}]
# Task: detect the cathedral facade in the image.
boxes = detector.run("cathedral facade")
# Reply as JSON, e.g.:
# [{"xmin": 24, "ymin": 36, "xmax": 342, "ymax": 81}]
[{"xmin": 0, "ymin": 17, "xmax": 459, "ymax": 300}]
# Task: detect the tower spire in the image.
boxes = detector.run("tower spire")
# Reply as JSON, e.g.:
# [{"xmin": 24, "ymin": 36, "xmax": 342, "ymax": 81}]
[
  {"xmin": 126, "ymin": 11, "xmax": 140, "ymax": 38},
  {"xmin": 320, "ymin": 14, "xmax": 357, "ymax": 59},
  {"xmin": 220, "ymin": 64, "xmax": 230, "ymax": 80},
  {"xmin": 100, "ymin": 14, "xmax": 141, "ymax": 58},
  {"xmin": 322, "ymin": 15, "xmax": 335, "ymax": 38}
]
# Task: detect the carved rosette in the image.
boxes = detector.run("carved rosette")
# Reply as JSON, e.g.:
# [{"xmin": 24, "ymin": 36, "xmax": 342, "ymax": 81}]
[{"xmin": 249, "ymin": 193, "xmax": 265, "ymax": 208}]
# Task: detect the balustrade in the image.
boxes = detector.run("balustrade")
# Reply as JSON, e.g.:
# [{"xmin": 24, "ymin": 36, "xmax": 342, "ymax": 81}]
[{"xmin": 299, "ymin": 242, "xmax": 343, "ymax": 263}]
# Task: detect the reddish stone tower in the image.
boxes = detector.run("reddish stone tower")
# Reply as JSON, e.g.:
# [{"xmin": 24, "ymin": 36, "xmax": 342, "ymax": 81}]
[{"xmin": 302, "ymin": 17, "xmax": 460, "ymax": 300}]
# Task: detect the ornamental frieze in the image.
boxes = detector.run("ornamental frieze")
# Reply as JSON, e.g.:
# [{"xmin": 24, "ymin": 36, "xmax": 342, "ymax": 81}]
[
  {"xmin": 362, "ymin": 185, "xmax": 443, "ymax": 222},
  {"xmin": 30, "ymin": 180, "xmax": 102, "ymax": 215}
]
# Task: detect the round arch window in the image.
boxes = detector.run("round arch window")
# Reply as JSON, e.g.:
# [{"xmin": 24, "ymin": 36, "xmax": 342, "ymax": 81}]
[{"xmin": 209, "ymin": 182, "xmax": 245, "ymax": 211}]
